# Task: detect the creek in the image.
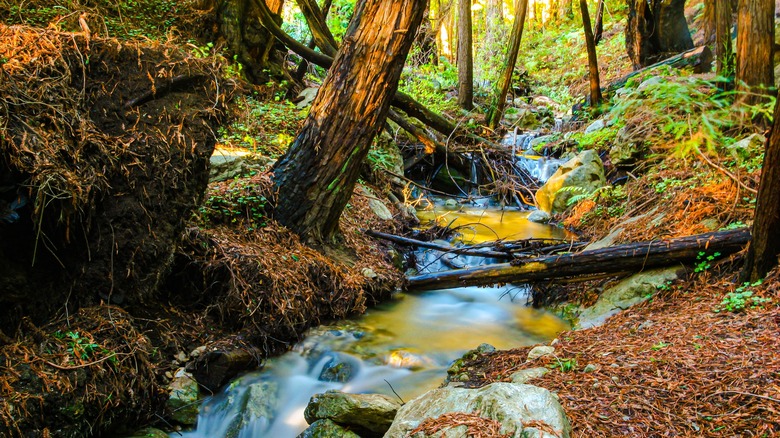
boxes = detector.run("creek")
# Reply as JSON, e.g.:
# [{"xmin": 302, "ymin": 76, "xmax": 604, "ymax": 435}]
[{"xmin": 178, "ymin": 201, "xmax": 573, "ymax": 438}]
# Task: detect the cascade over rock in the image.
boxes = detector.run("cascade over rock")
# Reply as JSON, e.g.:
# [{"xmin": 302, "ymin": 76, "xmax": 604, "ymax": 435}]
[
  {"xmin": 384, "ymin": 382, "xmax": 571, "ymax": 438},
  {"xmin": 536, "ymin": 150, "xmax": 607, "ymax": 213}
]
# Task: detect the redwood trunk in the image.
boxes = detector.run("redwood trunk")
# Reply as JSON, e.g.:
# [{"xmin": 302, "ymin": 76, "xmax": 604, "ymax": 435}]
[
  {"xmin": 272, "ymin": 0, "xmax": 426, "ymax": 242},
  {"xmin": 742, "ymin": 95, "xmax": 780, "ymax": 281},
  {"xmin": 457, "ymin": 0, "xmax": 474, "ymax": 110},
  {"xmin": 486, "ymin": 0, "xmax": 528, "ymax": 129},
  {"xmin": 625, "ymin": 0, "xmax": 693, "ymax": 69},
  {"xmin": 581, "ymin": 0, "xmax": 602, "ymax": 107},
  {"xmin": 714, "ymin": 0, "xmax": 732, "ymax": 77},
  {"xmin": 735, "ymin": 0, "xmax": 774, "ymax": 104}
]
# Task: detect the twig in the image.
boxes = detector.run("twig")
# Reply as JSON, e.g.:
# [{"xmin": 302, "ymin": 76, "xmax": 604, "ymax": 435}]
[{"xmin": 696, "ymin": 148, "xmax": 758, "ymax": 195}]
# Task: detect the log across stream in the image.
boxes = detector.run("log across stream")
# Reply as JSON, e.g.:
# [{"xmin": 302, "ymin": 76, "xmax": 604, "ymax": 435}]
[{"xmin": 176, "ymin": 205, "xmax": 572, "ymax": 438}]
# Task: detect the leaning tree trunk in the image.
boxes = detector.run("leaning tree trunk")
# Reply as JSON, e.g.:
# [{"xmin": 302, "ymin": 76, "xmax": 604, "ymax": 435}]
[
  {"xmin": 486, "ymin": 0, "xmax": 528, "ymax": 129},
  {"xmin": 457, "ymin": 0, "xmax": 474, "ymax": 110},
  {"xmin": 735, "ymin": 0, "xmax": 774, "ymax": 105},
  {"xmin": 742, "ymin": 93, "xmax": 780, "ymax": 282},
  {"xmin": 625, "ymin": 0, "xmax": 693, "ymax": 69},
  {"xmin": 593, "ymin": 0, "xmax": 604, "ymax": 45},
  {"xmin": 272, "ymin": 0, "xmax": 426, "ymax": 242}
]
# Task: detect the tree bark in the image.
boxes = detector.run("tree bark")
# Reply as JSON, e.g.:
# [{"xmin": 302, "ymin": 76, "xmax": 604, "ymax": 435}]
[
  {"xmin": 293, "ymin": 0, "xmax": 334, "ymax": 81},
  {"xmin": 593, "ymin": 0, "xmax": 605, "ymax": 45},
  {"xmin": 272, "ymin": 0, "xmax": 427, "ymax": 242},
  {"xmin": 581, "ymin": 0, "xmax": 602, "ymax": 107},
  {"xmin": 735, "ymin": 0, "xmax": 774, "ymax": 105},
  {"xmin": 295, "ymin": 0, "xmax": 338, "ymax": 56},
  {"xmin": 625, "ymin": 0, "xmax": 693, "ymax": 69},
  {"xmin": 408, "ymin": 229, "xmax": 750, "ymax": 290},
  {"xmin": 714, "ymin": 0, "xmax": 732, "ymax": 77},
  {"xmin": 742, "ymin": 95, "xmax": 780, "ymax": 282},
  {"xmin": 457, "ymin": 0, "xmax": 474, "ymax": 110},
  {"xmin": 486, "ymin": 0, "xmax": 528, "ymax": 129}
]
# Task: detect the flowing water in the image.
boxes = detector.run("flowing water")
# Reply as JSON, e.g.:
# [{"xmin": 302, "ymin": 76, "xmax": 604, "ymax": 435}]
[{"xmin": 178, "ymin": 205, "xmax": 573, "ymax": 438}]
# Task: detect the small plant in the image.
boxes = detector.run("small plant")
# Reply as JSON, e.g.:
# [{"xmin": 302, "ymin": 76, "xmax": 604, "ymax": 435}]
[
  {"xmin": 198, "ymin": 176, "xmax": 268, "ymax": 230},
  {"xmin": 54, "ymin": 331, "xmax": 117, "ymax": 364},
  {"xmin": 550, "ymin": 357, "xmax": 578, "ymax": 372},
  {"xmin": 694, "ymin": 251, "xmax": 721, "ymax": 273},
  {"xmin": 714, "ymin": 281, "xmax": 771, "ymax": 313},
  {"xmin": 651, "ymin": 341, "xmax": 670, "ymax": 351}
]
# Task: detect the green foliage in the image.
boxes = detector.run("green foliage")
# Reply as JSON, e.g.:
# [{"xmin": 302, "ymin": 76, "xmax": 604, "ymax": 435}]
[
  {"xmin": 198, "ymin": 176, "xmax": 268, "ymax": 230},
  {"xmin": 550, "ymin": 357, "xmax": 578, "ymax": 372},
  {"xmin": 608, "ymin": 72, "xmax": 775, "ymax": 162},
  {"xmin": 567, "ymin": 124, "xmax": 618, "ymax": 151},
  {"xmin": 714, "ymin": 281, "xmax": 771, "ymax": 313},
  {"xmin": 53, "ymin": 331, "xmax": 117, "ymax": 364},
  {"xmin": 694, "ymin": 251, "xmax": 721, "ymax": 273},
  {"xmin": 651, "ymin": 341, "xmax": 670, "ymax": 351},
  {"xmin": 563, "ymin": 184, "xmax": 627, "ymax": 219},
  {"xmin": 218, "ymin": 95, "xmax": 305, "ymax": 158},
  {"xmin": 399, "ymin": 60, "xmax": 460, "ymax": 115},
  {"xmin": 3, "ymin": 0, "xmax": 183, "ymax": 39}
]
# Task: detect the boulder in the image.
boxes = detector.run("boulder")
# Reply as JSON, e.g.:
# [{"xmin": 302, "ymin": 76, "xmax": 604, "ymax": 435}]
[
  {"xmin": 609, "ymin": 125, "xmax": 645, "ymax": 167},
  {"xmin": 576, "ymin": 267, "xmax": 681, "ymax": 329},
  {"xmin": 527, "ymin": 210, "xmax": 551, "ymax": 223},
  {"xmin": 384, "ymin": 383, "xmax": 571, "ymax": 438},
  {"xmin": 510, "ymin": 367, "xmax": 550, "ymax": 384},
  {"xmin": 167, "ymin": 368, "xmax": 200, "ymax": 426},
  {"xmin": 304, "ymin": 391, "xmax": 401, "ymax": 435},
  {"xmin": 727, "ymin": 134, "xmax": 765, "ymax": 161},
  {"xmin": 536, "ymin": 150, "xmax": 607, "ymax": 214},
  {"xmin": 298, "ymin": 419, "xmax": 361, "ymax": 438}
]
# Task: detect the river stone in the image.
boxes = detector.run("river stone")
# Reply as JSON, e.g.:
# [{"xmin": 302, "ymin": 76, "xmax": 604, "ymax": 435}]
[
  {"xmin": 304, "ymin": 390, "xmax": 401, "ymax": 434},
  {"xmin": 122, "ymin": 427, "xmax": 169, "ymax": 438},
  {"xmin": 209, "ymin": 151, "xmax": 272, "ymax": 182},
  {"xmin": 527, "ymin": 345, "xmax": 555, "ymax": 361},
  {"xmin": 535, "ymin": 150, "xmax": 607, "ymax": 214},
  {"xmin": 527, "ymin": 209, "xmax": 551, "ymax": 223},
  {"xmin": 298, "ymin": 419, "xmax": 361, "ymax": 438},
  {"xmin": 610, "ymin": 125, "xmax": 645, "ymax": 167},
  {"xmin": 319, "ymin": 356, "xmax": 355, "ymax": 383},
  {"xmin": 166, "ymin": 368, "xmax": 200, "ymax": 425},
  {"xmin": 576, "ymin": 267, "xmax": 681, "ymax": 329},
  {"xmin": 584, "ymin": 118, "xmax": 606, "ymax": 134},
  {"xmin": 510, "ymin": 367, "xmax": 550, "ymax": 384},
  {"xmin": 383, "ymin": 383, "xmax": 571, "ymax": 438}
]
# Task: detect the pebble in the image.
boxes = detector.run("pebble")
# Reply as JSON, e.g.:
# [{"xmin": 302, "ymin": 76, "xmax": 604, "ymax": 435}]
[{"xmin": 527, "ymin": 345, "xmax": 555, "ymax": 361}]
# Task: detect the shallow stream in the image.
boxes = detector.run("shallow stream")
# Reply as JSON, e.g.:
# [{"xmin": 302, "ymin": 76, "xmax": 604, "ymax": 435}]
[{"xmin": 179, "ymin": 205, "xmax": 572, "ymax": 438}]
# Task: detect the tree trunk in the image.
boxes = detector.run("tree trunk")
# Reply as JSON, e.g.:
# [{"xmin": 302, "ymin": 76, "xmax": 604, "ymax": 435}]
[
  {"xmin": 625, "ymin": 0, "xmax": 693, "ymax": 69},
  {"xmin": 293, "ymin": 0, "xmax": 334, "ymax": 81},
  {"xmin": 295, "ymin": 0, "xmax": 337, "ymax": 56},
  {"xmin": 272, "ymin": 0, "xmax": 426, "ymax": 242},
  {"xmin": 735, "ymin": 0, "xmax": 774, "ymax": 105},
  {"xmin": 457, "ymin": 0, "xmax": 474, "ymax": 110},
  {"xmin": 216, "ymin": 0, "xmax": 286, "ymax": 83},
  {"xmin": 408, "ymin": 229, "xmax": 750, "ymax": 290},
  {"xmin": 714, "ymin": 0, "xmax": 732, "ymax": 77},
  {"xmin": 486, "ymin": 0, "xmax": 528, "ymax": 129},
  {"xmin": 742, "ymin": 95, "xmax": 780, "ymax": 282},
  {"xmin": 581, "ymin": 0, "xmax": 602, "ymax": 107},
  {"xmin": 593, "ymin": 0, "xmax": 604, "ymax": 45}
]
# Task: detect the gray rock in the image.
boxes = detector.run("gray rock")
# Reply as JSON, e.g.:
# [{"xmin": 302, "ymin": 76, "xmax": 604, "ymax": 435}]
[
  {"xmin": 636, "ymin": 76, "xmax": 664, "ymax": 93},
  {"xmin": 728, "ymin": 133, "xmax": 765, "ymax": 160},
  {"xmin": 536, "ymin": 150, "xmax": 607, "ymax": 213},
  {"xmin": 384, "ymin": 383, "xmax": 571, "ymax": 438},
  {"xmin": 243, "ymin": 380, "xmax": 279, "ymax": 421},
  {"xmin": 209, "ymin": 150, "xmax": 272, "ymax": 182},
  {"xmin": 510, "ymin": 367, "xmax": 550, "ymax": 383},
  {"xmin": 297, "ymin": 87, "xmax": 319, "ymax": 108},
  {"xmin": 319, "ymin": 356, "xmax": 355, "ymax": 383},
  {"xmin": 304, "ymin": 391, "xmax": 401, "ymax": 434},
  {"xmin": 121, "ymin": 427, "xmax": 169, "ymax": 438},
  {"xmin": 576, "ymin": 267, "xmax": 680, "ymax": 329},
  {"xmin": 368, "ymin": 199, "xmax": 393, "ymax": 220},
  {"xmin": 527, "ymin": 209, "xmax": 552, "ymax": 223},
  {"xmin": 527, "ymin": 345, "xmax": 555, "ymax": 361},
  {"xmin": 584, "ymin": 119, "xmax": 606, "ymax": 134},
  {"xmin": 529, "ymin": 134, "xmax": 555, "ymax": 151},
  {"xmin": 583, "ymin": 364, "xmax": 599, "ymax": 373},
  {"xmin": 166, "ymin": 368, "xmax": 200, "ymax": 426},
  {"xmin": 610, "ymin": 125, "xmax": 645, "ymax": 167},
  {"xmin": 297, "ymin": 419, "xmax": 361, "ymax": 438}
]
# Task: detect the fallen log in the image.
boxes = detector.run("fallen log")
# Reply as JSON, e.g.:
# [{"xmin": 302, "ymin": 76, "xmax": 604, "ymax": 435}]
[{"xmin": 406, "ymin": 229, "xmax": 750, "ymax": 290}]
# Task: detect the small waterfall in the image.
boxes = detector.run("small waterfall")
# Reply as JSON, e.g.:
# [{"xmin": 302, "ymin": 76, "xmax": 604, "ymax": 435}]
[{"xmin": 502, "ymin": 128, "xmax": 565, "ymax": 185}]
